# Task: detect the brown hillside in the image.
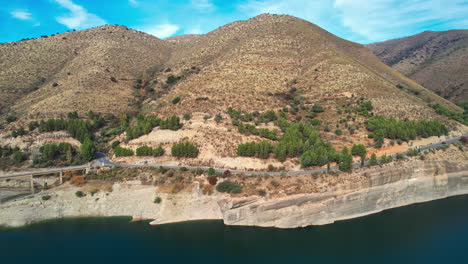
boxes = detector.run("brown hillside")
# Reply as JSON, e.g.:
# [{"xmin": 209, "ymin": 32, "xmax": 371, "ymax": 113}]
[
  {"xmin": 0, "ymin": 25, "xmax": 171, "ymax": 117},
  {"xmin": 367, "ymin": 30, "xmax": 468, "ymax": 102},
  {"xmin": 142, "ymin": 14, "xmax": 459, "ymax": 122}
]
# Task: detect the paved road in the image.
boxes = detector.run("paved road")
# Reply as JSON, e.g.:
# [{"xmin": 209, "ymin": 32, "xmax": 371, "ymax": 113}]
[{"xmin": 1, "ymin": 135, "xmax": 466, "ymax": 179}]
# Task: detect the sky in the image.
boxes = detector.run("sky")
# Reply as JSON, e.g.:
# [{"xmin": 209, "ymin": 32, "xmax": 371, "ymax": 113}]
[{"xmin": 1, "ymin": 0, "xmax": 468, "ymax": 44}]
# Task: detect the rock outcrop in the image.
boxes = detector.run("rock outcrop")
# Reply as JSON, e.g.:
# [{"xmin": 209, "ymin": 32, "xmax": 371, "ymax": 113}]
[{"xmin": 1, "ymin": 160, "xmax": 467, "ymax": 228}]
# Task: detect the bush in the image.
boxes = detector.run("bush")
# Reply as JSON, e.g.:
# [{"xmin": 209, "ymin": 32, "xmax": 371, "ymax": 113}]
[
  {"xmin": 172, "ymin": 97, "xmax": 181, "ymax": 104},
  {"xmin": 208, "ymin": 168, "xmax": 216, "ymax": 176},
  {"xmin": 270, "ymin": 180, "xmax": 280, "ymax": 188},
  {"xmin": 42, "ymin": 195, "xmax": 51, "ymax": 201},
  {"xmin": 114, "ymin": 146, "xmax": 134, "ymax": 157},
  {"xmin": 6, "ymin": 115, "xmax": 18, "ymax": 123},
  {"xmin": 75, "ymin": 191, "xmax": 85, "ymax": 198},
  {"xmin": 183, "ymin": 113, "xmax": 192, "ymax": 120},
  {"xmin": 136, "ymin": 146, "xmax": 165, "ymax": 157},
  {"xmin": 369, "ymin": 153, "xmax": 378, "ymax": 166},
  {"xmin": 216, "ymin": 181, "xmax": 242, "ymax": 194},
  {"xmin": 13, "ymin": 150, "xmax": 25, "ymax": 163},
  {"xmin": 407, "ymin": 149, "xmax": 420, "ymax": 157},
  {"xmin": 171, "ymin": 142, "xmax": 199, "ymax": 158},
  {"xmin": 154, "ymin": 197, "xmax": 162, "ymax": 204},
  {"xmin": 311, "ymin": 105, "xmax": 325, "ymax": 113},
  {"xmin": 166, "ymin": 75, "xmax": 182, "ymax": 84},
  {"xmin": 111, "ymin": 140, "xmax": 120, "ymax": 149},
  {"xmin": 335, "ymin": 129, "xmax": 342, "ymax": 136}
]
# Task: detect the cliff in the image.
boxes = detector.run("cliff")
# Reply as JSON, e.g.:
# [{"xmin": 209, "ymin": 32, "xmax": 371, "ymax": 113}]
[{"xmin": 1, "ymin": 160, "xmax": 467, "ymax": 228}]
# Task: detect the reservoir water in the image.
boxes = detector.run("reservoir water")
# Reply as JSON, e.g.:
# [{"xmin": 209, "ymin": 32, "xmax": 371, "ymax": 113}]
[{"xmin": 1, "ymin": 195, "xmax": 468, "ymax": 264}]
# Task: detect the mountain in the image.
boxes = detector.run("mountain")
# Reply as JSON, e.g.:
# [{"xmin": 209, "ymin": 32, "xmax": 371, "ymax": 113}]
[
  {"xmin": 0, "ymin": 25, "xmax": 171, "ymax": 117},
  {"xmin": 0, "ymin": 14, "xmax": 462, "ymax": 124},
  {"xmin": 145, "ymin": 14, "xmax": 460, "ymax": 123},
  {"xmin": 367, "ymin": 30, "xmax": 468, "ymax": 102}
]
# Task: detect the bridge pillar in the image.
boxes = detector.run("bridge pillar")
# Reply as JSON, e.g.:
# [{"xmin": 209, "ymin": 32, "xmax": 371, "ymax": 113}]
[
  {"xmin": 59, "ymin": 171, "xmax": 63, "ymax": 184},
  {"xmin": 30, "ymin": 175, "xmax": 34, "ymax": 194}
]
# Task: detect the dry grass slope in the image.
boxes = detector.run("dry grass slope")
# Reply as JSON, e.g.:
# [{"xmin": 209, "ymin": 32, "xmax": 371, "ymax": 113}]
[
  {"xmin": 0, "ymin": 25, "xmax": 171, "ymax": 116},
  {"xmin": 367, "ymin": 30, "xmax": 468, "ymax": 102}
]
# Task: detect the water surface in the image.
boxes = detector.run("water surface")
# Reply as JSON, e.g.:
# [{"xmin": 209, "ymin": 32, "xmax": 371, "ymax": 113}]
[{"xmin": 1, "ymin": 195, "xmax": 468, "ymax": 263}]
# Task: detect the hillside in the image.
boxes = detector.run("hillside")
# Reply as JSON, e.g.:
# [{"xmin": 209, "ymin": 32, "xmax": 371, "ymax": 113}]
[
  {"xmin": 140, "ymin": 14, "xmax": 460, "ymax": 123},
  {"xmin": 0, "ymin": 25, "xmax": 171, "ymax": 117},
  {"xmin": 1, "ymin": 14, "xmax": 466, "ymax": 172},
  {"xmin": 367, "ymin": 30, "xmax": 468, "ymax": 102}
]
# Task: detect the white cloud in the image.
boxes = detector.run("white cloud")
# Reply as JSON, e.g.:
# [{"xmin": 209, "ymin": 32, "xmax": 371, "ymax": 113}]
[
  {"xmin": 129, "ymin": 0, "xmax": 139, "ymax": 7},
  {"xmin": 54, "ymin": 0, "xmax": 106, "ymax": 29},
  {"xmin": 10, "ymin": 10, "xmax": 32, "ymax": 20},
  {"xmin": 238, "ymin": 0, "xmax": 468, "ymax": 43},
  {"xmin": 34, "ymin": 22, "xmax": 41, "ymax": 27},
  {"xmin": 191, "ymin": 0, "xmax": 216, "ymax": 12},
  {"xmin": 333, "ymin": 0, "xmax": 468, "ymax": 42},
  {"xmin": 139, "ymin": 23, "xmax": 180, "ymax": 38}
]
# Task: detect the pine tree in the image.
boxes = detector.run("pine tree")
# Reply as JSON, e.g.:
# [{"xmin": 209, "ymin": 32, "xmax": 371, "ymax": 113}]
[
  {"xmin": 80, "ymin": 138, "xmax": 96, "ymax": 162},
  {"xmin": 370, "ymin": 153, "xmax": 378, "ymax": 166}
]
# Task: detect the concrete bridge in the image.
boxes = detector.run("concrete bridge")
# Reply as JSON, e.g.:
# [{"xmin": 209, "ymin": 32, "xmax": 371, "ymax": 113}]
[{"xmin": 0, "ymin": 164, "xmax": 93, "ymax": 194}]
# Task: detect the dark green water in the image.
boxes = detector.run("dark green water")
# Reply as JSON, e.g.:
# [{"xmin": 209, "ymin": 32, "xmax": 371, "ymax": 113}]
[{"xmin": 2, "ymin": 195, "xmax": 468, "ymax": 264}]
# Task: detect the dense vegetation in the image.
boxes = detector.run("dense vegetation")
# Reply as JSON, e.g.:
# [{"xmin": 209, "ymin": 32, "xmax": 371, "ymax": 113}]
[
  {"xmin": 114, "ymin": 146, "xmax": 134, "ymax": 157},
  {"xmin": 171, "ymin": 142, "xmax": 199, "ymax": 158},
  {"xmin": 38, "ymin": 118, "xmax": 93, "ymax": 143},
  {"xmin": 33, "ymin": 143, "xmax": 84, "ymax": 165},
  {"xmin": 216, "ymin": 180, "xmax": 242, "ymax": 194},
  {"xmin": 136, "ymin": 145, "xmax": 165, "ymax": 157},
  {"xmin": 237, "ymin": 141, "xmax": 273, "ymax": 159},
  {"xmin": 430, "ymin": 103, "xmax": 468, "ymax": 125},
  {"xmin": 126, "ymin": 115, "xmax": 181, "ymax": 140},
  {"xmin": 366, "ymin": 116, "xmax": 448, "ymax": 146}
]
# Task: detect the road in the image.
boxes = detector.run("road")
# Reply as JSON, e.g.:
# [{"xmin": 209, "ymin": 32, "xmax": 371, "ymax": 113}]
[{"xmin": 0, "ymin": 135, "xmax": 466, "ymax": 179}]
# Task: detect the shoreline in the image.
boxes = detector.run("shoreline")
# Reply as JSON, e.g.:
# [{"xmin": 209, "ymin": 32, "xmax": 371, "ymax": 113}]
[{"xmin": 1, "ymin": 159, "xmax": 467, "ymax": 229}]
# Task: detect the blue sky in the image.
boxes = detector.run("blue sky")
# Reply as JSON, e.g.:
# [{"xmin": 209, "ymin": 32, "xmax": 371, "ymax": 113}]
[{"xmin": 1, "ymin": 0, "xmax": 468, "ymax": 44}]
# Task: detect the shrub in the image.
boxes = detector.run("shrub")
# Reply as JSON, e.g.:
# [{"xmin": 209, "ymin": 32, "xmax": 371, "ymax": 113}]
[
  {"xmin": 13, "ymin": 150, "xmax": 25, "ymax": 163},
  {"xmin": 136, "ymin": 145, "xmax": 165, "ymax": 157},
  {"xmin": 270, "ymin": 180, "xmax": 280, "ymax": 188},
  {"xmin": 172, "ymin": 97, "xmax": 181, "ymax": 104},
  {"xmin": 183, "ymin": 113, "xmax": 192, "ymax": 120},
  {"xmin": 42, "ymin": 195, "xmax": 51, "ymax": 201},
  {"xmin": 195, "ymin": 97, "xmax": 209, "ymax": 101},
  {"xmin": 214, "ymin": 113, "xmax": 223, "ymax": 123},
  {"xmin": 407, "ymin": 149, "xmax": 420, "ymax": 157},
  {"xmin": 166, "ymin": 75, "xmax": 182, "ymax": 85},
  {"xmin": 208, "ymin": 168, "xmax": 216, "ymax": 176},
  {"xmin": 75, "ymin": 191, "xmax": 85, "ymax": 197},
  {"xmin": 335, "ymin": 129, "xmax": 342, "ymax": 136},
  {"xmin": 311, "ymin": 105, "xmax": 325, "ymax": 113},
  {"xmin": 158, "ymin": 166, "xmax": 167, "ymax": 174},
  {"xmin": 154, "ymin": 197, "xmax": 162, "ymax": 204},
  {"xmin": 257, "ymin": 189, "xmax": 267, "ymax": 197},
  {"xmin": 369, "ymin": 153, "xmax": 378, "ymax": 166},
  {"xmin": 114, "ymin": 146, "xmax": 134, "ymax": 157},
  {"xmin": 223, "ymin": 170, "xmax": 231, "ymax": 177},
  {"xmin": 171, "ymin": 142, "xmax": 199, "ymax": 158},
  {"xmin": 6, "ymin": 115, "xmax": 18, "ymax": 123},
  {"xmin": 111, "ymin": 140, "xmax": 120, "ymax": 149},
  {"xmin": 216, "ymin": 181, "xmax": 242, "ymax": 194},
  {"xmin": 207, "ymin": 175, "xmax": 218, "ymax": 185}
]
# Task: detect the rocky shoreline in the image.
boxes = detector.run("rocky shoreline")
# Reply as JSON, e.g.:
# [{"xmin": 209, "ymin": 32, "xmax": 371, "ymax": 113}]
[{"xmin": 0, "ymin": 159, "xmax": 467, "ymax": 228}]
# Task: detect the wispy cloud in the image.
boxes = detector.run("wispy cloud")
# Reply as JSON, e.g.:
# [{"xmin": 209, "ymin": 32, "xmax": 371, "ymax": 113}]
[
  {"xmin": 128, "ymin": 0, "xmax": 139, "ymax": 7},
  {"xmin": 191, "ymin": 0, "xmax": 216, "ymax": 12},
  {"xmin": 238, "ymin": 0, "xmax": 468, "ymax": 43},
  {"xmin": 54, "ymin": 0, "xmax": 106, "ymax": 29},
  {"xmin": 139, "ymin": 23, "xmax": 180, "ymax": 38},
  {"xmin": 333, "ymin": 0, "xmax": 468, "ymax": 42},
  {"xmin": 10, "ymin": 10, "xmax": 33, "ymax": 20}
]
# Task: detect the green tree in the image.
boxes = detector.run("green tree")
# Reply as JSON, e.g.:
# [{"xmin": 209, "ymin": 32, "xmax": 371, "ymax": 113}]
[
  {"xmin": 369, "ymin": 153, "xmax": 378, "ymax": 166},
  {"xmin": 80, "ymin": 138, "xmax": 96, "ymax": 161}
]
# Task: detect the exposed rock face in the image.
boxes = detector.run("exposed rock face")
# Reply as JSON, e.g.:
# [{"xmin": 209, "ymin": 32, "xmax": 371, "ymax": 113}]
[{"xmin": 1, "ymin": 160, "xmax": 467, "ymax": 228}]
